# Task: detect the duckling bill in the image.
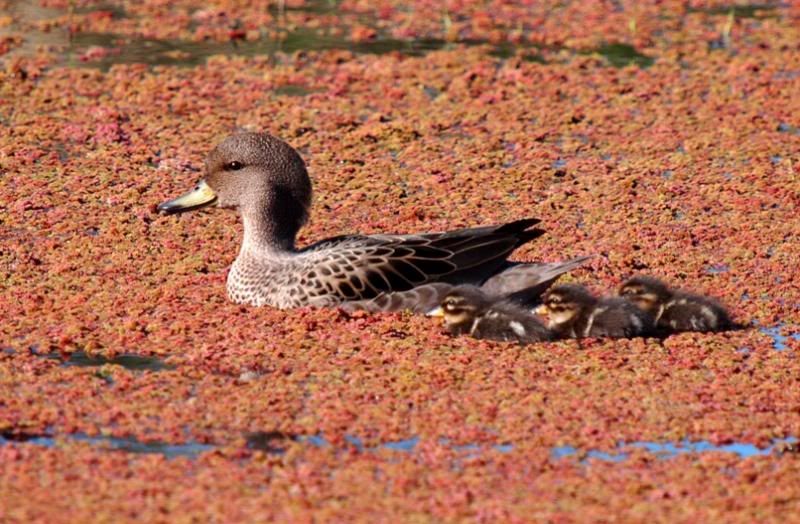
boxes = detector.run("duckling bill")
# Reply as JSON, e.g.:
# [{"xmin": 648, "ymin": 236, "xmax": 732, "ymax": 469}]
[
  {"xmin": 537, "ymin": 284, "xmax": 652, "ymax": 339},
  {"xmin": 428, "ymin": 285, "xmax": 552, "ymax": 344},
  {"xmin": 158, "ymin": 132, "xmax": 590, "ymax": 311},
  {"xmin": 619, "ymin": 275, "xmax": 736, "ymax": 333}
]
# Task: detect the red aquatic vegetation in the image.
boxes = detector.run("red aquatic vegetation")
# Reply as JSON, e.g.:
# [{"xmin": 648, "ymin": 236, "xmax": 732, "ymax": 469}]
[{"xmin": 1, "ymin": 1, "xmax": 800, "ymax": 521}]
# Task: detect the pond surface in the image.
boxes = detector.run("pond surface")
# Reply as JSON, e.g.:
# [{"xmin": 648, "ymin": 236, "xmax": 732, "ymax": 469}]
[
  {"xmin": 4, "ymin": 0, "xmax": 659, "ymax": 71},
  {"xmin": 759, "ymin": 324, "xmax": 800, "ymax": 351},
  {"xmin": 0, "ymin": 432, "xmax": 213, "ymax": 459},
  {"xmin": 552, "ymin": 437, "xmax": 799, "ymax": 462},
  {"xmin": 34, "ymin": 349, "xmax": 174, "ymax": 371}
]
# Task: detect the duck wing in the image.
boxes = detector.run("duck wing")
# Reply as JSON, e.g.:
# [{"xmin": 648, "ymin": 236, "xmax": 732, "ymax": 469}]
[
  {"xmin": 339, "ymin": 284, "xmax": 454, "ymax": 314},
  {"xmin": 340, "ymin": 257, "xmax": 592, "ymax": 313},
  {"xmin": 484, "ymin": 256, "xmax": 594, "ymax": 307},
  {"xmin": 299, "ymin": 218, "xmax": 544, "ymax": 302}
]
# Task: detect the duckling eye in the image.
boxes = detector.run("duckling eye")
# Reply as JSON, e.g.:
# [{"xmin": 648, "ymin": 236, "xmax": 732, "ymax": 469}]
[{"xmin": 225, "ymin": 161, "xmax": 244, "ymax": 171}]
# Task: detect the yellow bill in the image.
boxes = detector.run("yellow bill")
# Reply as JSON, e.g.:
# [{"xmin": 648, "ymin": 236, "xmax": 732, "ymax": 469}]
[
  {"xmin": 534, "ymin": 304, "xmax": 549, "ymax": 315},
  {"xmin": 426, "ymin": 306, "xmax": 444, "ymax": 318},
  {"xmin": 158, "ymin": 179, "xmax": 217, "ymax": 215}
]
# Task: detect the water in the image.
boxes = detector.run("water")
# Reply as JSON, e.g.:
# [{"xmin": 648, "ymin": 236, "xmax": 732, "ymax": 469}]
[
  {"xmin": 33, "ymin": 349, "xmax": 173, "ymax": 371},
  {"xmin": 65, "ymin": 30, "xmax": 474, "ymax": 70},
  {"xmin": 273, "ymin": 85, "xmax": 322, "ymax": 97},
  {"xmin": 759, "ymin": 325, "xmax": 800, "ymax": 351},
  {"xmin": 342, "ymin": 434, "xmax": 421, "ymax": 453},
  {"xmin": 245, "ymin": 430, "xmax": 294, "ymax": 453},
  {"xmin": 300, "ymin": 434, "xmax": 330, "ymax": 448},
  {"xmin": 382, "ymin": 436, "xmax": 420, "ymax": 452},
  {"xmin": 65, "ymin": 32, "xmax": 557, "ymax": 72},
  {"xmin": 552, "ymin": 437, "xmax": 798, "ymax": 462},
  {"xmin": 300, "ymin": 434, "xmax": 512, "ymax": 454},
  {"xmin": 22, "ymin": 429, "xmax": 795, "ymax": 462},
  {"xmin": 777, "ymin": 122, "xmax": 800, "ymax": 135},
  {"xmin": 439, "ymin": 437, "xmax": 514, "ymax": 455},
  {"xmin": 5, "ymin": 0, "xmax": 653, "ymax": 71},
  {"xmin": 705, "ymin": 264, "xmax": 730, "ymax": 274},
  {"xmin": 688, "ymin": 3, "xmax": 785, "ymax": 19},
  {"xmin": 551, "ymin": 445, "xmax": 627, "ymax": 462},
  {"xmin": 591, "ymin": 43, "xmax": 654, "ymax": 68},
  {"xmin": 0, "ymin": 432, "xmax": 214, "ymax": 459}
]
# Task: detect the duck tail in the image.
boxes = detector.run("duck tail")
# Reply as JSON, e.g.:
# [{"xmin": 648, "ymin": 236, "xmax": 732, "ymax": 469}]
[{"xmin": 495, "ymin": 218, "xmax": 545, "ymax": 247}]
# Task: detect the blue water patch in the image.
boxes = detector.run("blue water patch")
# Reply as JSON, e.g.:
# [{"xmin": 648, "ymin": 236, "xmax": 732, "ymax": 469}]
[
  {"xmin": 447, "ymin": 441, "xmax": 480, "ymax": 454},
  {"xmin": 382, "ymin": 436, "xmax": 420, "ymax": 452},
  {"xmin": 300, "ymin": 434, "xmax": 330, "ymax": 448},
  {"xmin": 587, "ymin": 450, "xmax": 629, "ymax": 462},
  {"xmin": 552, "ymin": 437, "xmax": 798, "ymax": 462},
  {"xmin": 440, "ymin": 438, "xmax": 514, "ymax": 456},
  {"xmin": 2, "ymin": 430, "xmax": 509, "ymax": 458},
  {"xmin": 759, "ymin": 324, "xmax": 800, "ymax": 351},
  {"xmin": 705, "ymin": 264, "xmax": 730, "ymax": 274},
  {"xmin": 71, "ymin": 434, "xmax": 214, "ymax": 458},
  {"xmin": 344, "ymin": 434, "xmax": 365, "ymax": 451},
  {"xmin": 302, "ymin": 434, "xmax": 510, "ymax": 455},
  {"xmin": 551, "ymin": 445, "xmax": 578, "ymax": 459},
  {"xmin": 0, "ymin": 435, "xmax": 57, "ymax": 448},
  {"xmin": 551, "ymin": 445, "xmax": 628, "ymax": 462},
  {"xmin": 0, "ymin": 432, "xmax": 214, "ymax": 459},
  {"xmin": 778, "ymin": 122, "xmax": 800, "ymax": 135},
  {"xmin": 301, "ymin": 434, "xmax": 417, "ymax": 453},
  {"xmin": 351, "ymin": 435, "xmax": 501, "ymax": 454}
]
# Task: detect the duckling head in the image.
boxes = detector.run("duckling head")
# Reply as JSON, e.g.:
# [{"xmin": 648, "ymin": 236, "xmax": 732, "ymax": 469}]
[
  {"xmin": 619, "ymin": 275, "xmax": 671, "ymax": 313},
  {"xmin": 536, "ymin": 284, "xmax": 595, "ymax": 328},
  {"xmin": 158, "ymin": 133, "xmax": 312, "ymax": 249},
  {"xmin": 428, "ymin": 285, "xmax": 490, "ymax": 333}
]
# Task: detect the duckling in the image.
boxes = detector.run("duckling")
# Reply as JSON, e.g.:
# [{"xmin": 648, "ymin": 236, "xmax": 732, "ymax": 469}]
[
  {"xmin": 619, "ymin": 276, "xmax": 735, "ymax": 333},
  {"xmin": 158, "ymin": 132, "xmax": 591, "ymax": 311},
  {"xmin": 536, "ymin": 284, "xmax": 653, "ymax": 339},
  {"xmin": 427, "ymin": 285, "xmax": 553, "ymax": 344}
]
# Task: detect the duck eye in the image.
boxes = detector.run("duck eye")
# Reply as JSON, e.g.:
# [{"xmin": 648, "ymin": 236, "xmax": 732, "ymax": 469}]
[{"xmin": 225, "ymin": 161, "xmax": 244, "ymax": 171}]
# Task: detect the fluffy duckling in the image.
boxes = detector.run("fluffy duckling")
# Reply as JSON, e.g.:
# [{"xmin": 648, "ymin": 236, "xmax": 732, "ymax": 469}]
[
  {"xmin": 427, "ymin": 286, "xmax": 553, "ymax": 344},
  {"xmin": 619, "ymin": 276, "xmax": 735, "ymax": 334},
  {"xmin": 536, "ymin": 284, "xmax": 653, "ymax": 339}
]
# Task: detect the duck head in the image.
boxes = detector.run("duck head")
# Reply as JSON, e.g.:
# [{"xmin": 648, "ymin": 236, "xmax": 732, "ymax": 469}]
[
  {"xmin": 158, "ymin": 133, "xmax": 312, "ymax": 250},
  {"xmin": 618, "ymin": 275, "xmax": 671, "ymax": 313},
  {"xmin": 428, "ymin": 285, "xmax": 490, "ymax": 334},
  {"xmin": 536, "ymin": 284, "xmax": 595, "ymax": 328}
]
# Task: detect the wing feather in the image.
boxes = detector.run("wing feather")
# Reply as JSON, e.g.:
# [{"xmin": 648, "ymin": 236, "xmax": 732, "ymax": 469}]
[{"xmin": 299, "ymin": 218, "xmax": 545, "ymax": 302}]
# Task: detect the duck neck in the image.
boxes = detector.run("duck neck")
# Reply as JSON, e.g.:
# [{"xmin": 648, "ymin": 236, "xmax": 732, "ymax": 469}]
[{"xmin": 240, "ymin": 197, "xmax": 302, "ymax": 257}]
